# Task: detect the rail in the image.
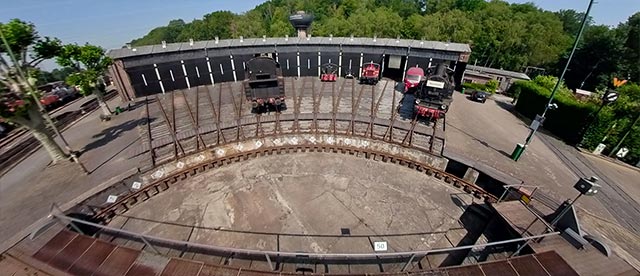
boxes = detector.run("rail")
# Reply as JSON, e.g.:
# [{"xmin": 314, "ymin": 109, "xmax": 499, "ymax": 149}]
[
  {"xmin": 46, "ymin": 211, "xmax": 560, "ymax": 272},
  {"xmin": 140, "ymin": 79, "xmax": 447, "ymax": 168}
]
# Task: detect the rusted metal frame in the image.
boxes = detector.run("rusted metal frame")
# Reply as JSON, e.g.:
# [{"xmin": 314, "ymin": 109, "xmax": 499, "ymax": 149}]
[
  {"xmin": 195, "ymin": 85, "xmax": 200, "ymax": 144},
  {"xmin": 347, "ymin": 84, "xmax": 366, "ymax": 136},
  {"xmin": 180, "ymin": 89, "xmax": 205, "ymax": 151},
  {"xmin": 311, "ymin": 78, "xmax": 317, "ymax": 132},
  {"xmin": 228, "ymin": 81, "xmax": 240, "ymax": 117},
  {"xmin": 217, "ymin": 85, "xmax": 226, "ymax": 144},
  {"xmin": 429, "ymin": 118, "xmax": 437, "ymax": 153},
  {"xmin": 171, "ymin": 91, "xmax": 176, "ymax": 147},
  {"xmin": 145, "ymin": 97, "xmax": 155, "ymax": 167},
  {"xmin": 313, "ymin": 81, "xmax": 326, "ymax": 134},
  {"xmin": 334, "ymin": 79, "xmax": 348, "ymax": 134},
  {"xmin": 235, "ymin": 83, "xmax": 244, "ymax": 141},
  {"xmin": 384, "ymin": 87, "xmax": 399, "ymax": 142},
  {"xmin": 290, "ymin": 78, "xmax": 299, "ymax": 131},
  {"xmin": 205, "ymin": 85, "xmax": 224, "ymax": 145},
  {"xmin": 330, "ymin": 80, "xmax": 338, "ymax": 135},
  {"xmin": 366, "ymin": 81, "xmax": 388, "ymax": 138},
  {"xmin": 402, "ymin": 113, "xmax": 419, "ymax": 146},
  {"xmin": 155, "ymin": 95, "xmax": 184, "ymax": 159},
  {"xmin": 274, "ymin": 104, "xmax": 281, "ymax": 135},
  {"xmin": 317, "ymin": 81, "xmax": 327, "ymax": 134},
  {"xmin": 66, "ymin": 212, "xmax": 557, "ymax": 262},
  {"xmin": 256, "ymin": 113, "xmax": 262, "ymax": 138},
  {"xmin": 295, "ymin": 78, "xmax": 306, "ymax": 132}
]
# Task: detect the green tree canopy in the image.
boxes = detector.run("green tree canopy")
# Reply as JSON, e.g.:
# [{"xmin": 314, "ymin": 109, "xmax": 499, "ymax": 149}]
[
  {"xmin": 127, "ymin": 0, "xmax": 638, "ymax": 90},
  {"xmin": 56, "ymin": 44, "xmax": 113, "ymax": 116},
  {"xmin": 0, "ymin": 19, "xmax": 67, "ymax": 162}
]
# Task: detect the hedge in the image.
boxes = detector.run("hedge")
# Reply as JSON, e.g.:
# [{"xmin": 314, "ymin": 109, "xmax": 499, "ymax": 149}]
[
  {"xmin": 509, "ymin": 80, "xmax": 600, "ymax": 144},
  {"xmin": 462, "ymin": 81, "xmax": 497, "ymax": 94},
  {"xmin": 509, "ymin": 80, "xmax": 639, "ymax": 164}
]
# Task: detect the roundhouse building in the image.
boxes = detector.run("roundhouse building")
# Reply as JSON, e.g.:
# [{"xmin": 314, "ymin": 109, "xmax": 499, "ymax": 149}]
[{"xmin": 107, "ymin": 36, "xmax": 471, "ymax": 101}]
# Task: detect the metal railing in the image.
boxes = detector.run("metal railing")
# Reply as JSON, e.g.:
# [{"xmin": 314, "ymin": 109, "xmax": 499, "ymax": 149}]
[
  {"xmin": 497, "ymin": 184, "xmax": 541, "ymax": 203},
  {"xmin": 41, "ymin": 209, "xmax": 560, "ymax": 272}
]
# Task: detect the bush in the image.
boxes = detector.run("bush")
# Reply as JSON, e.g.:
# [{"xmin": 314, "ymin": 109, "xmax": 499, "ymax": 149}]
[
  {"xmin": 511, "ymin": 80, "xmax": 599, "ymax": 144},
  {"xmin": 462, "ymin": 82, "xmax": 495, "ymax": 94}
]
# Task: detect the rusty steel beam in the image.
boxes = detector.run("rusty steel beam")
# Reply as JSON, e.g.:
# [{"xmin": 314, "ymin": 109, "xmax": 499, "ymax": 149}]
[
  {"xmin": 145, "ymin": 97, "xmax": 155, "ymax": 167},
  {"xmin": 366, "ymin": 81, "xmax": 387, "ymax": 138},
  {"xmin": 217, "ymin": 84, "xmax": 225, "ymax": 144},
  {"xmin": 237, "ymin": 82, "xmax": 245, "ymax": 141},
  {"xmin": 333, "ymin": 79, "xmax": 347, "ymax": 135},
  {"xmin": 384, "ymin": 86, "xmax": 399, "ymax": 142},
  {"xmin": 347, "ymin": 84, "xmax": 365, "ymax": 136},
  {"xmin": 179, "ymin": 89, "xmax": 206, "ymax": 150},
  {"xmin": 402, "ymin": 113, "xmax": 419, "ymax": 146},
  {"xmin": 154, "ymin": 95, "xmax": 184, "ymax": 159},
  {"xmin": 205, "ymin": 85, "xmax": 224, "ymax": 145}
]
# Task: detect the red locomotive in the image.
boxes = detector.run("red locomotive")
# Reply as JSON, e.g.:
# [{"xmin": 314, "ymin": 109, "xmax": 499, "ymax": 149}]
[
  {"xmin": 359, "ymin": 62, "xmax": 380, "ymax": 85},
  {"xmin": 320, "ymin": 63, "xmax": 338, "ymax": 82}
]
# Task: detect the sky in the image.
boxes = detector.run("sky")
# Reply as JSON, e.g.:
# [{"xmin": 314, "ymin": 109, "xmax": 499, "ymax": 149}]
[{"xmin": 1, "ymin": 0, "xmax": 638, "ymax": 69}]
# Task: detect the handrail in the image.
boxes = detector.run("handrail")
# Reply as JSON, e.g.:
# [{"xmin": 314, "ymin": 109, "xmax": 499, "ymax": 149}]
[
  {"xmin": 498, "ymin": 184, "xmax": 542, "ymax": 203},
  {"xmin": 51, "ymin": 213, "xmax": 560, "ymax": 261}
]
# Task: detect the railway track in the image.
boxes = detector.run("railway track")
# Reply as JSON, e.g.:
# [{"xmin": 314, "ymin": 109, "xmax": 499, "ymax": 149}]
[
  {"xmin": 8, "ymin": 79, "xmax": 503, "ymax": 275},
  {"xmin": 136, "ymin": 78, "xmax": 445, "ymax": 169}
]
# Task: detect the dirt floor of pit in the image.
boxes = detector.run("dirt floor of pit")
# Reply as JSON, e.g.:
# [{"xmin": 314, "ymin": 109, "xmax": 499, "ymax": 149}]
[{"xmin": 106, "ymin": 152, "xmax": 481, "ymax": 258}]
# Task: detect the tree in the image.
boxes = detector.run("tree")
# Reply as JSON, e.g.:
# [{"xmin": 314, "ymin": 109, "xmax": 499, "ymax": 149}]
[
  {"xmin": 554, "ymin": 9, "xmax": 593, "ymax": 36},
  {"xmin": 56, "ymin": 44, "xmax": 113, "ymax": 117},
  {"xmin": 558, "ymin": 25, "xmax": 626, "ymax": 90},
  {"xmin": 0, "ymin": 19, "xmax": 67, "ymax": 162}
]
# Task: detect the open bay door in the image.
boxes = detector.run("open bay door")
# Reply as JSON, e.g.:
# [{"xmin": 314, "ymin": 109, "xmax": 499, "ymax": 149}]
[{"xmin": 383, "ymin": 55, "xmax": 405, "ymax": 81}]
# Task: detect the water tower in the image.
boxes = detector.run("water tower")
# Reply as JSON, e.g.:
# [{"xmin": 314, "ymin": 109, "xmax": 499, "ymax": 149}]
[{"xmin": 289, "ymin": 11, "xmax": 314, "ymax": 38}]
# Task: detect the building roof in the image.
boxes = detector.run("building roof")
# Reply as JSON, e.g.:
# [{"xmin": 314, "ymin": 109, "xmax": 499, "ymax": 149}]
[
  {"xmin": 466, "ymin": 65, "xmax": 531, "ymax": 80},
  {"xmin": 108, "ymin": 36, "xmax": 472, "ymax": 60}
]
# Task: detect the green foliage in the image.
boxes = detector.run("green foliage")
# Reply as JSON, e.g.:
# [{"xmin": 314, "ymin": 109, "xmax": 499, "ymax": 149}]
[
  {"xmin": 462, "ymin": 81, "xmax": 495, "ymax": 93},
  {"xmin": 1, "ymin": 19, "xmax": 64, "ymax": 121},
  {"xmin": 554, "ymin": 9, "xmax": 592, "ymax": 35},
  {"xmin": 0, "ymin": 19, "xmax": 36, "ymax": 58},
  {"xmin": 485, "ymin": 79, "xmax": 499, "ymax": 92},
  {"xmin": 512, "ymin": 80, "xmax": 595, "ymax": 143},
  {"xmin": 56, "ymin": 44, "xmax": 112, "ymax": 96},
  {"xmin": 125, "ymin": 1, "xmax": 638, "ymax": 93},
  {"xmin": 511, "ymin": 80, "xmax": 640, "ymax": 164}
]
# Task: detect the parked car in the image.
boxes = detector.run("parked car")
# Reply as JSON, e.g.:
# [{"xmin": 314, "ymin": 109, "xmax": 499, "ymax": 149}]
[
  {"xmin": 52, "ymin": 87, "xmax": 78, "ymax": 103},
  {"xmin": 470, "ymin": 91, "xmax": 488, "ymax": 103}
]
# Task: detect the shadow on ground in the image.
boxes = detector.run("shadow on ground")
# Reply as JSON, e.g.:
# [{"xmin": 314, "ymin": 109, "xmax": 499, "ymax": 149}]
[
  {"xmin": 446, "ymin": 124, "xmax": 511, "ymax": 158},
  {"xmin": 81, "ymin": 118, "xmax": 153, "ymax": 153}
]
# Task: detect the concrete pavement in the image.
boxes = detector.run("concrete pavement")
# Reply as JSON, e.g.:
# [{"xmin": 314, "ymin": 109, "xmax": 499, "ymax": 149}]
[{"xmin": 0, "ymin": 96, "xmax": 145, "ymax": 244}]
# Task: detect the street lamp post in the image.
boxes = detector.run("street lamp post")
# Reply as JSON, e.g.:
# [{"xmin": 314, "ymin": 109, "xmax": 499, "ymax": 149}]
[{"xmin": 511, "ymin": 0, "xmax": 595, "ymax": 162}]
